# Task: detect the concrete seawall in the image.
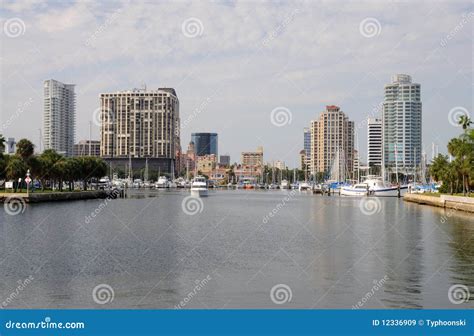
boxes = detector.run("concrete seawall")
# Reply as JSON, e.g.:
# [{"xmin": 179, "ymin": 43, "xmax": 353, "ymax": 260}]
[
  {"xmin": 1, "ymin": 191, "xmax": 109, "ymax": 203},
  {"xmin": 404, "ymin": 193, "xmax": 474, "ymax": 213}
]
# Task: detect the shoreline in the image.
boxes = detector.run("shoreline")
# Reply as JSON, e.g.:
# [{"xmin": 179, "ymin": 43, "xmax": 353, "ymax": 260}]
[
  {"xmin": 403, "ymin": 193, "xmax": 474, "ymax": 213},
  {"xmin": 0, "ymin": 190, "xmax": 110, "ymax": 203}
]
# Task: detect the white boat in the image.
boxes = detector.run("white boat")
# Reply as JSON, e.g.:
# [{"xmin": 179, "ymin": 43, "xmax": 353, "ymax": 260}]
[
  {"xmin": 280, "ymin": 179, "xmax": 290, "ymax": 189},
  {"xmin": 155, "ymin": 176, "xmax": 169, "ymax": 189},
  {"xmin": 132, "ymin": 179, "xmax": 142, "ymax": 188},
  {"xmin": 98, "ymin": 176, "xmax": 112, "ymax": 190},
  {"xmin": 340, "ymin": 182, "xmax": 369, "ymax": 196},
  {"xmin": 190, "ymin": 176, "xmax": 208, "ymax": 197},
  {"xmin": 299, "ymin": 182, "xmax": 310, "ymax": 191},
  {"xmin": 341, "ymin": 176, "xmax": 408, "ymax": 196},
  {"xmin": 175, "ymin": 177, "xmax": 186, "ymax": 188}
]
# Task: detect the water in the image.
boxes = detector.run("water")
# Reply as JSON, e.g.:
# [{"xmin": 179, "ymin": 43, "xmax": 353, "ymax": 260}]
[{"xmin": 1, "ymin": 190, "xmax": 473, "ymax": 309}]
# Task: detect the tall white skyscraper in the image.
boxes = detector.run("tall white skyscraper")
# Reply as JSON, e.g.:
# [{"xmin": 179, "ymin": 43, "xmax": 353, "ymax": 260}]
[
  {"xmin": 367, "ymin": 118, "xmax": 382, "ymax": 167},
  {"xmin": 382, "ymin": 74, "xmax": 422, "ymax": 170},
  {"xmin": 43, "ymin": 79, "xmax": 76, "ymax": 156}
]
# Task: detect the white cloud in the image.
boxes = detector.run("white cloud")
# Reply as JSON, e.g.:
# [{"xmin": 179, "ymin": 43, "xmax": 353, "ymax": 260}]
[{"xmin": 0, "ymin": 0, "xmax": 472, "ymax": 164}]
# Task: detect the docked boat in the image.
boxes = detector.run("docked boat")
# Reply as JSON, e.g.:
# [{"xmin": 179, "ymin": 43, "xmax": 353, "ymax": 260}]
[
  {"xmin": 132, "ymin": 179, "xmax": 143, "ymax": 189},
  {"xmin": 299, "ymin": 182, "xmax": 310, "ymax": 191},
  {"xmin": 243, "ymin": 180, "xmax": 255, "ymax": 189},
  {"xmin": 341, "ymin": 176, "xmax": 408, "ymax": 196},
  {"xmin": 175, "ymin": 177, "xmax": 186, "ymax": 188},
  {"xmin": 190, "ymin": 176, "xmax": 208, "ymax": 197},
  {"xmin": 155, "ymin": 176, "xmax": 169, "ymax": 189},
  {"xmin": 280, "ymin": 179, "xmax": 290, "ymax": 190}
]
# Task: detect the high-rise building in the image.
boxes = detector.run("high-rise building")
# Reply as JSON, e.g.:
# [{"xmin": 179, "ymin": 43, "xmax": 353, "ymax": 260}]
[
  {"xmin": 299, "ymin": 149, "xmax": 306, "ymax": 170},
  {"xmin": 367, "ymin": 118, "xmax": 382, "ymax": 167},
  {"xmin": 241, "ymin": 146, "xmax": 263, "ymax": 167},
  {"xmin": 310, "ymin": 105, "xmax": 354, "ymax": 180},
  {"xmin": 383, "ymin": 74, "xmax": 422, "ymax": 170},
  {"xmin": 6, "ymin": 137, "xmax": 15, "ymax": 154},
  {"xmin": 43, "ymin": 79, "xmax": 76, "ymax": 157},
  {"xmin": 191, "ymin": 133, "xmax": 218, "ymax": 156},
  {"xmin": 304, "ymin": 127, "xmax": 311, "ymax": 158},
  {"xmin": 273, "ymin": 160, "xmax": 286, "ymax": 170},
  {"xmin": 219, "ymin": 155, "xmax": 231, "ymax": 167},
  {"xmin": 73, "ymin": 140, "xmax": 100, "ymax": 157},
  {"xmin": 100, "ymin": 87, "xmax": 180, "ymax": 173}
]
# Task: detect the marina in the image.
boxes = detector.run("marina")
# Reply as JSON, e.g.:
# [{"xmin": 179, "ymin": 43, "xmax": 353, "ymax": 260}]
[{"xmin": 1, "ymin": 189, "xmax": 472, "ymax": 309}]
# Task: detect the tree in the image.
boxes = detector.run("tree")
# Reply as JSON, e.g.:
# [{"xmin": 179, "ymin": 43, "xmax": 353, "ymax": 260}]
[
  {"xmin": 0, "ymin": 134, "xmax": 5, "ymax": 153},
  {"xmin": 429, "ymin": 154, "xmax": 449, "ymax": 182},
  {"xmin": 16, "ymin": 138, "xmax": 34, "ymax": 160},
  {"xmin": 447, "ymin": 137, "xmax": 472, "ymax": 195},
  {"xmin": 0, "ymin": 153, "xmax": 8, "ymax": 181},
  {"xmin": 458, "ymin": 115, "xmax": 472, "ymax": 130},
  {"xmin": 38, "ymin": 149, "xmax": 63, "ymax": 190},
  {"xmin": 6, "ymin": 155, "xmax": 27, "ymax": 192}
]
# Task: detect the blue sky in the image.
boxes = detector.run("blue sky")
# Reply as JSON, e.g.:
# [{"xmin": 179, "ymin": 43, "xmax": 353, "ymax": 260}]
[{"xmin": 0, "ymin": 0, "xmax": 472, "ymax": 167}]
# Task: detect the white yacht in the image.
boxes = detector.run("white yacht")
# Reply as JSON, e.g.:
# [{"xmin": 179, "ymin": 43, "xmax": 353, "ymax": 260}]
[
  {"xmin": 155, "ymin": 176, "xmax": 169, "ymax": 189},
  {"xmin": 341, "ymin": 176, "xmax": 408, "ymax": 196},
  {"xmin": 299, "ymin": 181, "xmax": 310, "ymax": 191},
  {"xmin": 175, "ymin": 177, "xmax": 186, "ymax": 188},
  {"xmin": 132, "ymin": 179, "xmax": 142, "ymax": 189},
  {"xmin": 280, "ymin": 179, "xmax": 290, "ymax": 190},
  {"xmin": 191, "ymin": 176, "xmax": 208, "ymax": 197}
]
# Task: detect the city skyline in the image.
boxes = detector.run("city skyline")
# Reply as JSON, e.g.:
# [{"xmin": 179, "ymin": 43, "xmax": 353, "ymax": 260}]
[{"xmin": 1, "ymin": 1, "xmax": 472, "ymax": 167}]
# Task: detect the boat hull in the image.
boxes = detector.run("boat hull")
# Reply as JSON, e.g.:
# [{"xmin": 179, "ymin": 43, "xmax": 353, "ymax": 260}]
[
  {"xmin": 341, "ymin": 185, "xmax": 408, "ymax": 196},
  {"xmin": 340, "ymin": 188, "xmax": 368, "ymax": 196}
]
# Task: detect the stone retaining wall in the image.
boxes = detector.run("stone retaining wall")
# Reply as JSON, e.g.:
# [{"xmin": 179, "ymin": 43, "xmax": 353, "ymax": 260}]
[{"xmin": 403, "ymin": 193, "xmax": 474, "ymax": 213}]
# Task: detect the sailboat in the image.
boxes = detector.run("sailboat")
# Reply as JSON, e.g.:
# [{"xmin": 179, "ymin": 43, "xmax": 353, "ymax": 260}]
[
  {"xmin": 341, "ymin": 143, "xmax": 407, "ymax": 196},
  {"xmin": 143, "ymin": 158, "xmax": 151, "ymax": 188}
]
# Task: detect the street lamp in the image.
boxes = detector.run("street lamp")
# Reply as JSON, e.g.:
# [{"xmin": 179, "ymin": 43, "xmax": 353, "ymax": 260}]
[{"xmin": 26, "ymin": 169, "xmax": 31, "ymax": 197}]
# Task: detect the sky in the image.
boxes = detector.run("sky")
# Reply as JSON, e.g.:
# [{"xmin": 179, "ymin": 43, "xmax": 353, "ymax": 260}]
[{"xmin": 0, "ymin": 0, "xmax": 472, "ymax": 168}]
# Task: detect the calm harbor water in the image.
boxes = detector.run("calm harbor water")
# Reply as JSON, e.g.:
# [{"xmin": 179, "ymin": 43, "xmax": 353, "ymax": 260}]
[{"xmin": 1, "ymin": 190, "xmax": 473, "ymax": 309}]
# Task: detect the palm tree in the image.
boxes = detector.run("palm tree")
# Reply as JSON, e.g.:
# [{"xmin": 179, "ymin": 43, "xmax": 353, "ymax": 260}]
[
  {"xmin": 6, "ymin": 155, "xmax": 27, "ymax": 192},
  {"xmin": 429, "ymin": 154, "xmax": 449, "ymax": 182},
  {"xmin": 38, "ymin": 149, "xmax": 63, "ymax": 190},
  {"xmin": 0, "ymin": 134, "xmax": 5, "ymax": 153},
  {"xmin": 16, "ymin": 138, "xmax": 34, "ymax": 160},
  {"xmin": 458, "ymin": 115, "xmax": 472, "ymax": 130}
]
